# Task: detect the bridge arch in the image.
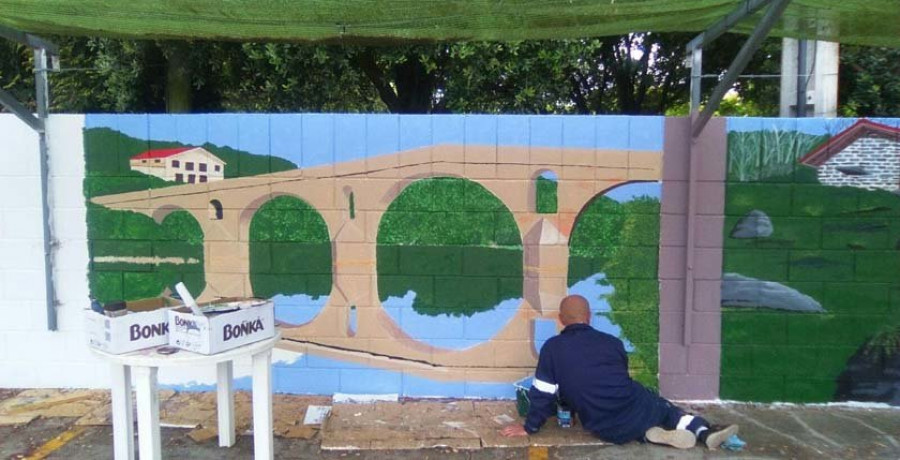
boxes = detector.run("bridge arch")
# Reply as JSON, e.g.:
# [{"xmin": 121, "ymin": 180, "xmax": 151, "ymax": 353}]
[
  {"xmin": 374, "ymin": 176, "xmax": 525, "ymax": 350},
  {"xmin": 151, "ymin": 204, "xmax": 185, "ymax": 224},
  {"xmin": 238, "ymin": 191, "xmax": 338, "ymax": 243},
  {"xmin": 246, "ymin": 194, "xmax": 334, "ymax": 327},
  {"xmin": 567, "ymin": 180, "xmax": 662, "ymax": 386}
]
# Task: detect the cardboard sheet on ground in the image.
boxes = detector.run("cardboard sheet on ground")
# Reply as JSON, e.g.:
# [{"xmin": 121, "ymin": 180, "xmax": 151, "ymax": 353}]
[
  {"xmin": 304, "ymin": 405, "xmax": 331, "ymax": 425},
  {"xmin": 320, "ymin": 400, "xmax": 607, "ymax": 450}
]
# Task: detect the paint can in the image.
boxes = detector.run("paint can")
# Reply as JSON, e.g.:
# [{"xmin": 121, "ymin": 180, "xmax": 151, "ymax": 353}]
[{"xmin": 557, "ymin": 402, "xmax": 572, "ymax": 428}]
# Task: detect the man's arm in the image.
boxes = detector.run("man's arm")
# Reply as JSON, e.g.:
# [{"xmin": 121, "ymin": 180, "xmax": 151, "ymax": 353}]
[{"xmin": 523, "ymin": 345, "xmax": 558, "ymax": 434}]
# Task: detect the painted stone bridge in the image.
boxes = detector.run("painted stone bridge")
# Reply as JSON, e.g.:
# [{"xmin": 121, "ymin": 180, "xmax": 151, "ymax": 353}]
[{"xmin": 93, "ymin": 144, "xmax": 662, "ymax": 381}]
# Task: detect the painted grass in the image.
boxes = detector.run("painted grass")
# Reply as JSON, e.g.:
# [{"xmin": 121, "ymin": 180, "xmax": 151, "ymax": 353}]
[{"xmin": 728, "ymin": 129, "xmax": 828, "ymax": 182}]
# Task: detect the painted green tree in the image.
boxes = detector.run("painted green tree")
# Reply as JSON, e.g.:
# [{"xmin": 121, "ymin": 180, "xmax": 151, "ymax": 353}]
[
  {"xmin": 568, "ymin": 192, "xmax": 661, "ymax": 389},
  {"xmin": 249, "ymin": 196, "xmax": 332, "ymax": 299},
  {"xmin": 377, "ymin": 177, "xmax": 523, "ymax": 317},
  {"xmin": 88, "ymin": 205, "xmax": 205, "ymax": 302}
]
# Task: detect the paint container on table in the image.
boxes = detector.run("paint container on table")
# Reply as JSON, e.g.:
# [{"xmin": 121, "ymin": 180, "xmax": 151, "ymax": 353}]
[
  {"xmin": 90, "ymin": 297, "xmax": 104, "ymax": 314},
  {"xmin": 514, "ymin": 384, "xmax": 530, "ymax": 417},
  {"xmin": 557, "ymin": 401, "xmax": 572, "ymax": 428},
  {"xmin": 103, "ymin": 300, "xmax": 127, "ymax": 318}
]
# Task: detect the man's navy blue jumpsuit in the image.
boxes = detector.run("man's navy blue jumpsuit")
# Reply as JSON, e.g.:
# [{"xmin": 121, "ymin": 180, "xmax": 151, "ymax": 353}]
[{"xmin": 523, "ymin": 323, "xmax": 706, "ymax": 443}]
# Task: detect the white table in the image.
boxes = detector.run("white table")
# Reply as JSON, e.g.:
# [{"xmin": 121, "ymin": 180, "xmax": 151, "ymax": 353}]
[{"xmin": 92, "ymin": 333, "xmax": 281, "ymax": 460}]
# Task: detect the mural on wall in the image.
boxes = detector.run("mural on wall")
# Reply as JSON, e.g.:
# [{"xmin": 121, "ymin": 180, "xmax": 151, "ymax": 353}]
[
  {"xmin": 84, "ymin": 114, "xmax": 664, "ymax": 397},
  {"xmin": 721, "ymin": 118, "xmax": 900, "ymax": 405}
]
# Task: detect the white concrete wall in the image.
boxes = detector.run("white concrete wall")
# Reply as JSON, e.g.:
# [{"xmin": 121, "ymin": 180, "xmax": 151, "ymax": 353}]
[{"xmin": 0, "ymin": 114, "xmax": 108, "ymax": 387}]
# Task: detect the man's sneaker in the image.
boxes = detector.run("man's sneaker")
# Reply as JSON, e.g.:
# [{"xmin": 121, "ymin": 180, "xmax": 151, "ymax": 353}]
[
  {"xmin": 645, "ymin": 427, "xmax": 696, "ymax": 449},
  {"xmin": 702, "ymin": 424, "xmax": 739, "ymax": 450}
]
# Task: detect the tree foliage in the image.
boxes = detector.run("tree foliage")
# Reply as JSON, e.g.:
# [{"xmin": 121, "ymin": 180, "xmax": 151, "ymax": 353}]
[{"xmin": 0, "ymin": 34, "xmax": 897, "ymax": 116}]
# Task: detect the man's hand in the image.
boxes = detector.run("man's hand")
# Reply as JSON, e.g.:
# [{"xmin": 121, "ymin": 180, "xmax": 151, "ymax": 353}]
[{"xmin": 500, "ymin": 424, "xmax": 529, "ymax": 437}]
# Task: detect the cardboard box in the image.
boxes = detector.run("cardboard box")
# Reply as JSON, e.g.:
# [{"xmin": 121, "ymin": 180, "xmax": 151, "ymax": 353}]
[
  {"xmin": 168, "ymin": 299, "xmax": 275, "ymax": 355},
  {"xmin": 85, "ymin": 297, "xmax": 183, "ymax": 354}
]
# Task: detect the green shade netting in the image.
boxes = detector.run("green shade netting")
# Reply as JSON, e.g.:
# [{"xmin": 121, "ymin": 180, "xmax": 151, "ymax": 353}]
[{"xmin": 0, "ymin": 1, "xmax": 898, "ymax": 47}]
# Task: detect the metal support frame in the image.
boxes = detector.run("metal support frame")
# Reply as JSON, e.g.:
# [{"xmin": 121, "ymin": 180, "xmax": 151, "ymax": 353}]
[
  {"xmin": 0, "ymin": 28, "xmax": 59, "ymax": 331},
  {"xmin": 0, "ymin": 24, "xmax": 59, "ymax": 55},
  {"xmin": 692, "ymin": 0, "xmax": 792, "ymax": 137},
  {"xmin": 681, "ymin": 0, "xmax": 791, "ymax": 346},
  {"xmin": 686, "ymin": 0, "xmax": 775, "ymax": 114}
]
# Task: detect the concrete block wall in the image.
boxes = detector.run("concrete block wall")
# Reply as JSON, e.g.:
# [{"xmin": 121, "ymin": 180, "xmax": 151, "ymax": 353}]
[
  {"xmin": 720, "ymin": 117, "xmax": 900, "ymax": 405},
  {"xmin": 0, "ymin": 114, "xmax": 108, "ymax": 387},
  {"xmin": 1, "ymin": 113, "xmax": 668, "ymax": 397}
]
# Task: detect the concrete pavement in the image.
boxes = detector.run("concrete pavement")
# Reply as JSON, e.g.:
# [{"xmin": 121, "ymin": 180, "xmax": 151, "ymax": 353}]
[{"xmin": 1, "ymin": 389, "xmax": 898, "ymax": 459}]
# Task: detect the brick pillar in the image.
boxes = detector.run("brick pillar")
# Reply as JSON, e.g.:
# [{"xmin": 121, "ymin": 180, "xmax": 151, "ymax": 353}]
[{"xmin": 658, "ymin": 117, "xmax": 727, "ymax": 400}]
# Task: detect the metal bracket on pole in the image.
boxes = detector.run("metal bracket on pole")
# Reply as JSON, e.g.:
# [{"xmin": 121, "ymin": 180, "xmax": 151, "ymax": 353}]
[
  {"xmin": 0, "ymin": 87, "xmax": 44, "ymax": 132},
  {"xmin": 796, "ymin": 39, "xmax": 808, "ymax": 117},
  {"xmin": 686, "ymin": 0, "xmax": 775, "ymax": 52},
  {"xmin": 0, "ymin": 27, "xmax": 59, "ymax": 331},
  {"xmin": 692, "ymin": 0, "xmax": 792, "ymax": 137},
  {"xmin": 0, "ymin": 24, "xmax": 59, "ymax": 54}
]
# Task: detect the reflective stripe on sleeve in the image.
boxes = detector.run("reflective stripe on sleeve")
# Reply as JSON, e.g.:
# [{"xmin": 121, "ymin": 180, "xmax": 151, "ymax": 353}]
[{"xmin": 532, "ymin": 378, "xmax": 558, "ymax": 394}]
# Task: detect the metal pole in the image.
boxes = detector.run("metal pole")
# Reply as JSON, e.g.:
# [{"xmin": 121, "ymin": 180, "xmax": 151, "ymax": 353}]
[
  {"xmin": 34, "ymin": 47, "xmax": 57, "ymax": 331},
  {"xmin": 796, "ymin": 39, "xmax": 807, "ymax": 117},
  {"xmin": 690, "ymin": 47, "xmax": 703, "ymax": 113},
  {"xmin": 692, "ymin": 0, "xmax": 792, "ymax": 137}
]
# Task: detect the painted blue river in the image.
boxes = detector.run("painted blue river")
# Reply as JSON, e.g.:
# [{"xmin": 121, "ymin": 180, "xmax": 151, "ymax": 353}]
[{"xmin": 382, "ymin": 291, "xmax": 521, "ymax": 350}]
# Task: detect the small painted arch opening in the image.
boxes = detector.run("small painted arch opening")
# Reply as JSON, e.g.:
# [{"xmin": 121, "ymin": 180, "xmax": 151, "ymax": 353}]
[
  {"xmin": 209, "ymin": 199, "xmax": 224, "ymax": 220},
  {"xmin": 533, "ymin": 170, "xmax": 558, "ymax": 214},
  {"xmin": 348, "ymin": 305, "xmax": 358, "ymax": 336},
  {"xmin": 343, "ymin": 185, "xmax": 355, "ymax": 220}
]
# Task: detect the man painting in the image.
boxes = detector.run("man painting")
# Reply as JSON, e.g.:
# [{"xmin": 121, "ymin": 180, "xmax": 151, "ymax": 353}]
[{"xmin": 501, "ymin": 295, "xmax": 738, "ymax": 449}]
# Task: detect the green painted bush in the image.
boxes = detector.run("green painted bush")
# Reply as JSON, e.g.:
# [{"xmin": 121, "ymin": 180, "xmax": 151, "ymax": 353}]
[
  {"xmin": 377, "ymin": 177, "xmax": 523, "ymax": 317},
  {"xmin": 249, "ymin": 195, "xmax": 331, "ymax": 299}
]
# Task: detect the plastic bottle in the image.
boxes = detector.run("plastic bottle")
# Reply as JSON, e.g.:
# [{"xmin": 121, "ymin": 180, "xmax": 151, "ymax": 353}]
[{"xmin": 557, "ymin": 401, "xmax": 572, "ymax": 428}]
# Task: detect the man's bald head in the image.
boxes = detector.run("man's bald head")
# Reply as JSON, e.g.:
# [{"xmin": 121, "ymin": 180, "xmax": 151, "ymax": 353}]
[{"xmin": 559, "ymin": 295, "xmax": 591, "ymax": 326}]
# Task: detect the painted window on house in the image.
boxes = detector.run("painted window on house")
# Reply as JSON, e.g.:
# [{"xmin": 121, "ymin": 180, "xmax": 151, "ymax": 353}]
[
  {"xmin": 186, "ymin": 162, "xmax": 194, "ymax": 171},
  {"xmin": 172, "ymin": 160, "xmax": 180, "ymax": 168},
  {"xmin": 175, "ymin": 173, "xmax": 183, "ymax": 182},
  {"xmin": 199, "ymin": 163, "xmax": 207, "ymax": 172}
]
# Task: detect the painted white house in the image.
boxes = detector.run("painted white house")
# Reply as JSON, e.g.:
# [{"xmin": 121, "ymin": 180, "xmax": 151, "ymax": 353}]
[
  {"xmin": 800, "ymin": 119, "xmax": 900, "ymax": 191},
  {"xmin": 129, "ymin": 147, "xmax": 226, "ymax": 183}
]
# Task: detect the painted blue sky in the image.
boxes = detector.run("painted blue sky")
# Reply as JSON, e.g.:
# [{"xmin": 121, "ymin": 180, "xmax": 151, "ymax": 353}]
[{"xmin": 85, "ymin": 114, "xmax": 664, "ymax": 170}]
